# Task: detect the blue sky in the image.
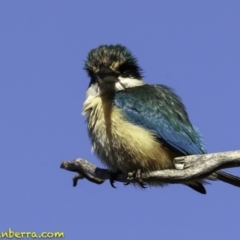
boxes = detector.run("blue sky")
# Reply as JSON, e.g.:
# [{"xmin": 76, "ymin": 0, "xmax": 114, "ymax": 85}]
[{"xmin": 1, "ymin": 1, "xmax": 240, "ymax": 239}]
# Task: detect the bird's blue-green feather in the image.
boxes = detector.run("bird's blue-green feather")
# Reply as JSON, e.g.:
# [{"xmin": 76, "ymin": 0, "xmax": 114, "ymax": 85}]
[{"xmin": 114, "ymin": 84, "xmax": 205, "ymax": 155}]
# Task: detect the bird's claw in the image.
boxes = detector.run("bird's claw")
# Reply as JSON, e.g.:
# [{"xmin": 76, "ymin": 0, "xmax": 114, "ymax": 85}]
[
  {"xmin": 139, "ymin": 182, "xmax": 147, "ymax": 189},
  {"xmin": 127, "ymin": 169, "xmax": 147, "ymax": 188},
  {"xmin": 110, "ymin": 178, "xmax": 116, "ymax": 188},
  {"xmin": 109, "ymin": 172, "xmax": 118, "ymax": 188}
]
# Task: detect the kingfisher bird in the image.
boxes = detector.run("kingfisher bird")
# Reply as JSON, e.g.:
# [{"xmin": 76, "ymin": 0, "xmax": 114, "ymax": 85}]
[{"xmin": 83, "ymin": 44, "xmax": 240, "ymax": 194}]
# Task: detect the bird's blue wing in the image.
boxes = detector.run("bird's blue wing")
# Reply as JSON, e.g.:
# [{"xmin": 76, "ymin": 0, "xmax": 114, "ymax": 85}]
[{"xmin": 114, "ymin": 84, "xmax": 205, "ymax": 155}]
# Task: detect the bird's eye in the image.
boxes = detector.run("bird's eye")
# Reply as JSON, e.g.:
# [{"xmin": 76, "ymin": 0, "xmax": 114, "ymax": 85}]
[{"xmin": 121, "ymin": 72, "xmax": 134, "ymax": 78}]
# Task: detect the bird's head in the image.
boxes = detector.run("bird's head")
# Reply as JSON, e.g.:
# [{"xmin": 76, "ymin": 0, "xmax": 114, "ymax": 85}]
[{"xmin": 84, "ymin": 45, "xmax": 144, "ymax": 96}]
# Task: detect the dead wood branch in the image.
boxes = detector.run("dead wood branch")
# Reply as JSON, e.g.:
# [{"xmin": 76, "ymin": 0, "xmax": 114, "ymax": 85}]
[{"xmin": 60, "ymin": 150, "xmax": 240, "ymax": 186}]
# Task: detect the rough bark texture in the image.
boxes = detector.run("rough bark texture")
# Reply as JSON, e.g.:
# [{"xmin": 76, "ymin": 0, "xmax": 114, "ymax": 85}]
[{"xmin": 60, "ymin": 150, "xmax": 240, "ymax": 186}]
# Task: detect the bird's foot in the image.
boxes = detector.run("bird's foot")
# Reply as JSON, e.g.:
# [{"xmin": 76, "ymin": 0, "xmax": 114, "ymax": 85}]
[
  {"xmin": 110, "ymin": 171, "xmax": 133, "ymax": 188},
  {"xmin": 127, "ymin": 169, "xmax": 147, "ymax": 188}
]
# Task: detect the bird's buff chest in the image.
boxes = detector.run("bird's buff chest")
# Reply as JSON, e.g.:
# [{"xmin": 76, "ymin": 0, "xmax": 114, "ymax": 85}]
[
  {"xmin": 83, "ymin": 94, "xmax": 176, "ymax": 173},
  {"xmin": 83, "ymin": 94, "xmax": 117, "ymax": 170}
]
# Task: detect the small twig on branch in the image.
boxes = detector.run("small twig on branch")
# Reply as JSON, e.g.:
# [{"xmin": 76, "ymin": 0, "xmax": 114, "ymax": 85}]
[{"xmin": 60, "ymin": 150, "xmax": 240, "ymax": 187}]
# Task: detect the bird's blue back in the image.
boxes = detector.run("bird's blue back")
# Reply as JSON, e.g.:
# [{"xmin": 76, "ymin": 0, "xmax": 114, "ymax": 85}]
[{"xmin": 114, "ymin": 84, "xmax": 206, "ymax": 155}]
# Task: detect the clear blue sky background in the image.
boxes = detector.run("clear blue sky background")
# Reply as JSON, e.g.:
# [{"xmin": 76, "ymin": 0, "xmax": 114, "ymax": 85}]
[{"xmin": 1, "ymin": 1, "xmax": 240, "ymax": 239}]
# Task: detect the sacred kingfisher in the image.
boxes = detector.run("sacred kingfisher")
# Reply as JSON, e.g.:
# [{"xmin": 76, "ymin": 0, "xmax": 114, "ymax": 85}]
[{"xmin": 82, "ymin": 44, "xmax": 240, "ymax": 194}]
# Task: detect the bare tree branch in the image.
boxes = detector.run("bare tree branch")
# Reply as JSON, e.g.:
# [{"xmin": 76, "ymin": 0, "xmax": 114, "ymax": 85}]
[{"xmin": 60, "ymin": 150, "xmax": 240, "ymax": 186}]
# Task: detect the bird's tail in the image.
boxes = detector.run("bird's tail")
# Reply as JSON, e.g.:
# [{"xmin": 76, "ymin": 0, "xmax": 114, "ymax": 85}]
[{"xmin": 209, "ymin": 170, "xmax": 240, "ymax": 188}]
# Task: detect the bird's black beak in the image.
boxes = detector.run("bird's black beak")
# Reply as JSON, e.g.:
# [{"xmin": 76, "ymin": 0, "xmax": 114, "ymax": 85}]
[{"xmin": 96, "ymin": 67, "xmax": 119, "ymax": 83}]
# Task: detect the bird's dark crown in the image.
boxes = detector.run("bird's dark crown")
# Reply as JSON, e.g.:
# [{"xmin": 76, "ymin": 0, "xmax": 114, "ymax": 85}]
[{"xmin": 84, "ymin": 44, "xmax": 143, "ymax": 79}]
